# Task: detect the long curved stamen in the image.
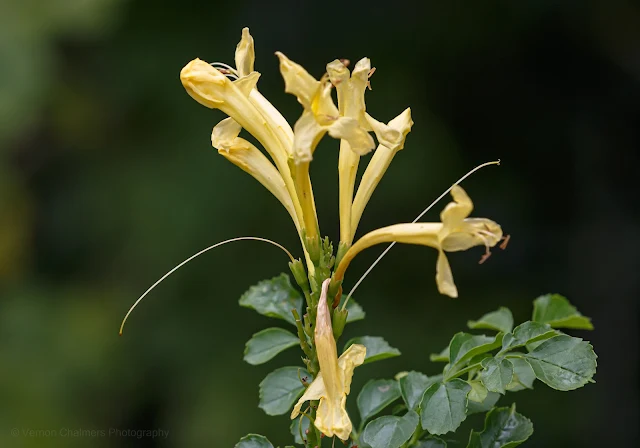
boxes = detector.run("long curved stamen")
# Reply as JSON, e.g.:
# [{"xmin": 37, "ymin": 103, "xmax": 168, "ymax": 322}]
[
  {"xmin": 119, "ymin": 236, "xmax": 295, "ymax": 335},
  {"xmin": 210, "ymin": 62, "xmax": 239, "ymax": 80},
  {"xmin": 341, "ymin": 160, "xmax": 501, "ymax": 310}
]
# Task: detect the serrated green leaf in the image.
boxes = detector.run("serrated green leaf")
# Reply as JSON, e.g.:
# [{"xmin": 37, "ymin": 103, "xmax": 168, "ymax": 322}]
[
  {"xmin": 468, "ymin": 307, "xmax": 514, "ymax": 333},
  {"xmin": 502, "ymin": 321, "xmax": 557, "ymax": 352},
  {"xmin": 337, "ymin": 295, "xmax": 366, "ymax": 322},
  {"xmin": 344, "ymin": 336, "xmax": 401, "ymax": 364},
  {"xmin": 399, "ymin": 371, "xmax": 442, "ymax": 410},
  {"xmin": 420, "ymin": 379, "xmax": 471, "ymax": 435},
  {"xmin": 290, "ymin": 415, "xmax": 310, "ymax": 444},
  {"xmin": 467, "ymin": 380, "xmax": 488, "ymax": 403},
  {"xmin": 362, "ymin": 410, "xmax": 419, "ymax": 448},
  {"xmin": 239, "ymin": 274, "xmax": 303, "ymax": 326},
  {"xmin": 467, "ymin": 404, "xmax": 533, "ymax": 448},
  {"xmin": 416, "ymin": 436, "xmax": 448, "ymax": 447},
  {"xmin": 522, "ymin": 334, "xmax": 597, "ymax": 391},
  {"xmin": 532, "ymin": 294, "xmax": 593, "ymax": 330},
  {"xmin": 259, "ymin": 367, "xmax": 310, "ymax": 415},
  {"xmin": 358, "ymin": 379, "xmax": 402, "ymax": 423},
  {"xmin": 506, "ymin": 358, "xmax": 536, "ymax": 391},
  {"xmin": 235, "ymin": 434, "xmax": 274, "ymax": 448},
  {"xmin": 243, "ymin": 327, "xmax": 299, "ymax": 365},
  {"xmin": 480, "ymin": 358, "xmax": 514, "ymax": 394},
  {"xmin": 430, "ymin": 346, "xmax": 450, "ymax": 362}
]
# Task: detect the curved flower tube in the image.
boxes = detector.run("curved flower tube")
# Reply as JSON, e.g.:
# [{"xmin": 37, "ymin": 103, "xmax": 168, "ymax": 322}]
[
  {"xmin": 211, "ymin": 118, "xmax": 299, "ymax": 228},
  {"xmin": 334, "ymin": 186, "xmax": 503, "ymax": 297},
  {"xmin": 349, "ymin": 107, "xmax": 413, "ymax": 243},
  {"xmin": 291, "ymin": 279, "xmax": 366, "ymax": 440}
]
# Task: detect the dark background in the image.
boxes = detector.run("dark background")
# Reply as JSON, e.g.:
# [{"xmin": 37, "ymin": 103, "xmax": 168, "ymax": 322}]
[{"xmin": 1, "ymin": 0, "xmax": 638, "ymax": 446}]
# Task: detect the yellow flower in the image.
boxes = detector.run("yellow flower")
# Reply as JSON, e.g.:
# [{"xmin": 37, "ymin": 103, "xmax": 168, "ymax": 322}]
[
  {"xmin": 334, "ymin": 186, "xmax": 503, "ymax": 297},
  {"xmin": 291, "ymin": 279, "xmax": 366, "ymax": 440},
  {"xmin": 349, "ymin": 108, "xmax": 413, "ymax": 243},
  {"xmin": 211, "ymin": 118, "xmax": 298, "ymax": 228},
  {"xmin": 180, "ymin": 28, "xmax": 318, "ymax": 270}
]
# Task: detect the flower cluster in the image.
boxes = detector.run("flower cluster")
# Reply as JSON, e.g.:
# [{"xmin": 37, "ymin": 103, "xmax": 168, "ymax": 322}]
[{"xmin": 180, "ymin": 27, "xmax": 504, "ymax": 441}]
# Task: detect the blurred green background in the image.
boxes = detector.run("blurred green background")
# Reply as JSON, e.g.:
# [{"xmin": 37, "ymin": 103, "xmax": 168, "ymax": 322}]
[{"xmin": 1, "ymin": 0, "xmax": 638, "ymax": 446}]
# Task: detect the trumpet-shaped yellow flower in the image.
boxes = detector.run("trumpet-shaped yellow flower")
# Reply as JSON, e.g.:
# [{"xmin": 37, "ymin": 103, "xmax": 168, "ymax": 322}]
[
  {"xmin": 334, "ymin": 186, "xmax": 503, "ymax": 297},
  {"xmin": 276, "ymin": 53, "xmax": 375, "ymax": 163},
  {"xmin": 326, "ymin": 58, "xmax": 375, "ymax": 245},
  {"xmin": 350, "ymin": 108, "xmax": 413, "ymax": 242},
  {"xmin": 211, "ymin": 118, "xmax": 299, "ymax": 228},
  {"xmin": 291, "ymin": 279, "xmax": 366, "ymax": 440},
  {"xmin": 180, "ymin": 28, "xmax": 320, "ymax": 271}
]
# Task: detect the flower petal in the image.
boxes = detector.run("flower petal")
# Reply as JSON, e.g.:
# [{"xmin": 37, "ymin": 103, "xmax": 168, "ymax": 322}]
[
  {"xmin": 276, "ymin": 52, "xmax": 319, "ymax": 108},
  {"xmin": 292, "ymin": 111, "xmax": 326, "ymax": 163},
  {"xmin": 211, "ymin": 119, "xmax": 298, "ymax": 226},
  {"xmin": 291, "ymin": 373, "xmax": 326, "ymax": 418},
  {"xmin": 328, "ymin": 117, "xmax": 375, "ymax": 155},
  {"xmin": 440, "ymin": 185, "xmax": 473, "ymax": 228},
  {"xmin": 234, "ymin": 27, "xmax": 254, "ymax": 78},
  {"xmin": 441, "ymin": 218, "xmax": 503, "ymax": 252},
  {"xmin": 436, "ymin": 250, "xmax": 458, "ymax": 298},
  {"xmin": 315, "ymin": 395, "xmax": 352, "ymax": 440},
  {"xmin": 365, "ymin": 108, "xmax": 413, "ymax": 151},
  {"xmin": 338, "ymin": 343, "xmax": 366, "ymax": 395},
  {"xmin": 210, "ymin": 117, "xmax": 242, "ymax": 150},
  {"xmin": 233, "ymin": 71, "xmax": 261, "ymax": 97}
]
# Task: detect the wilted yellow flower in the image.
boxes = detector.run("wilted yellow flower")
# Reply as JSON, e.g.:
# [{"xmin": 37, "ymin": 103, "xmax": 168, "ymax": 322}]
[
  {"xmin": 291, "ymin": 279, "xmax": 366, "ymax": 440},
  {"xmin": 334, "ymin": 186, "xmax": 503, "ymax": 297}
]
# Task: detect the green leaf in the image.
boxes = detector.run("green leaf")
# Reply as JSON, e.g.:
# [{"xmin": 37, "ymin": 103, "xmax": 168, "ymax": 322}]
[
  {"xmin": 235, "ymin": 434, "xmax": 274, "ymax": 448},
  {"xmin": 239, "ymin": 274, "xmax": 303, "ymax": 326},
  {"xmin": 259, "ymin": 366, "xmax": 310, "ymax": 415},
  {"xmin": 243, "ymin": 328, "xmax": 299, "ymax": 365},
  {"xmin": 430, "ymin": 346, "xmax": 450, "ymax": 362},
  {"xmin": 416, "ymin": 436, "xmax": 448, "ymax": 447},
  {"xmin": 467, "ymin": 404, "xmax": 533, "ymax": 448},
  {"xmin": 290, "ymin": 416, "xmax": 310, "ymax": 444},
  {"xmin": 532, "ymin": 294, "xmax": 593, "ymax": 330},
  {"xmin": 362, "ymin": 410, "xmax": 419, "ymax": 448},
  {"xmin": 358, "ymin": 379, "xmax": 402, "ymax": 423},
  {"xmin": 467, "ymin": 380, "xmax": 488, "ymax": 403},
  {"xmin": 467, "ymin": 391, "xmax": 500, "ymax": 415},
  {"xmin": 523, "ymin": 334, "xmax": 597, "ymax": 391},
  {"xmin": 468, "ymin": 307, "xmax": 514, "ymax": 333},
  {"xmin": 445, "ymin": 333, "xmax": 503, "ymax": 378},
  {"xmin": 399, "ymin": 371, "xmax": 442, "ymax": 411},
  {"xmin": 344, "ymin": 336, "xmax": 401, "ymax": 364},
  {"xmin": 480, "ymin": 358, "xmax": 514, "ymax": 394},
  {"xmin": 338, "ymin": 295, "xmax": 366, "ymax": 322},
  {"xmin": 420, "ymin": 379, "xmax": 471, "ymax": 435},
  {"xmin": 506, "ymin": 358, "xmax": 536, "ymax": 391},
  {"xmin": 502, "ymin": 321, "xmax": 557, "ymax": 352}
]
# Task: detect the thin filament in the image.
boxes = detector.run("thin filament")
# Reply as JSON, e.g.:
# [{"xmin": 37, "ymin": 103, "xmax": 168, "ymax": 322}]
[
  {"xmin": 342, "ymin": 160, "xmax": 500, "ymax": 310},
  {"xmin": 119, "ymin": 236, "xmax": 295, "ymax": 335}
]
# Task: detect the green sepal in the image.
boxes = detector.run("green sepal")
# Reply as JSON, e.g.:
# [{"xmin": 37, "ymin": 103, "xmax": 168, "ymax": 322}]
[{"xmin": 332, "ymin": 307, "xmax": 349, "ymax": 340}]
